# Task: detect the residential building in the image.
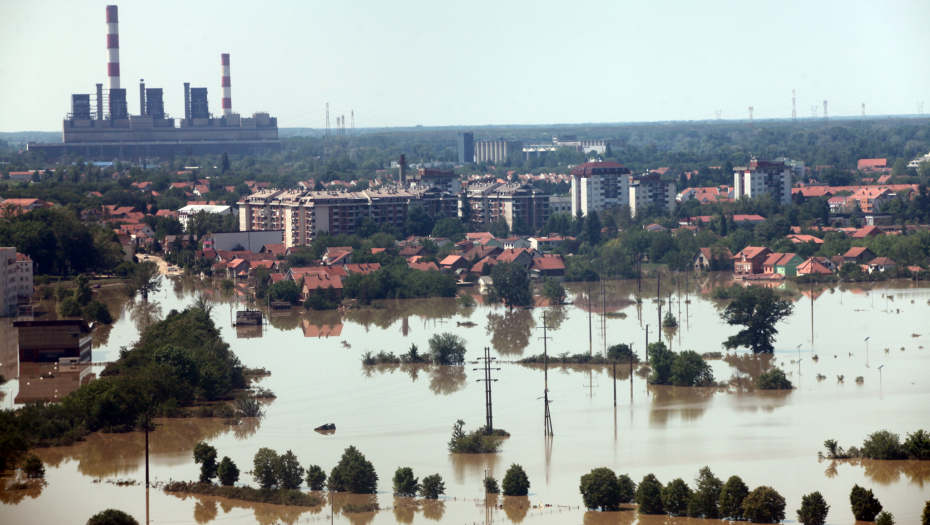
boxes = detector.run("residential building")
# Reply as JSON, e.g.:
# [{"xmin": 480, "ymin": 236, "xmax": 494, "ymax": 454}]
[
  {"xmin": 14, "ymin": 253, "xmax": 34, "ymax": 301},
  {"xmin": 496, "ymin": 248, "xmax": 535, "ymax": 269},
  {"xmin": 693, "ymin": 247, "xmax": 734, "ymax": 271},
  {"xmin": 463, "ymin": 182, "xmax": 550, "ymax": 233},
  {"xmin": 238, "ymin": 187, "xmax": 458, "ymax": 248},
  {"xmin": 570, "ymin": 161, "xmax": 631, "ymax": 217},
  {"xmin": 549, "ymin": 195, "xmax": 572, "ymax": 215},
  {"xmin": 457, "ymin": 132, "xmax": 475, "ymax": 163},
  {"xmin": 733, "ymin": 158, "xmax": 792, "ymax": 205},
  {"xmin": 797, "ymin": 258, "xmax": 834, "ymax": 275},
  {"xmin": 409, "ymin": 168, "xmax": 461, "ymax": 194},
  {"xmin": 1, "ymin": 248, "xmax": 34, "ymax": 316},
  {"xmin": 857, "ymin": 159, "xmax": 888, "ymax": 171},
  {"xmin": 440, "ymin": 255, "xmax": 471, "ymax": 274},
  {"xmin": 842, "ymin": 247, "xmax": 877, "ymax": 264},
  {"xmin": 629, "ymin": 173, "xmax": 676, "ymax": 217},
  {"xmin": 867, "ymin": 257, "xmax": 896, "ymax": 273},
  {"xmin": 502, "ymin": 237, "xmax": 531, "ymax": 250},
  {"xmin": 178, "ymin": 204, "xmax": 235, "ymax": 229},
  {"xmin": 473, "ymin": 140, "xmax": 524, "ymax": 164},
  {"xmin": 529, "ymin": 236, "xmax": 571, "ymax": 252},
  {"xmin": 763, "ymin": 253, "xmax": 804, "ymax": 277},
  {"xmin": 529, "ymin": 256, "xmax": 566, "ymax": 281},
  {"xmin": 733, "ymin": 246, "xmax": 773, "ymax": 275},
  {"xmin": 14, "ymin": 319, "xmax": 93, "ymax": 363}
]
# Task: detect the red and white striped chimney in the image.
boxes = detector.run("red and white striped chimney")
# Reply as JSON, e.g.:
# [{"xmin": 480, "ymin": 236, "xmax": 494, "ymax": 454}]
[
  {"xmin": 106, "ymin": 5, "xmax": 120, "ymax": 90},
  {"xmin": 221, "ymin": 54, "xmax": 232, "ymax": 116}
]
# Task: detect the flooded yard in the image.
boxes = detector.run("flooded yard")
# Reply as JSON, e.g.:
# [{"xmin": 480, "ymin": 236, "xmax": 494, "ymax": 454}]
[{"xmin": 2, "ymin": 275, "xmax": 929, "ymax": 524}]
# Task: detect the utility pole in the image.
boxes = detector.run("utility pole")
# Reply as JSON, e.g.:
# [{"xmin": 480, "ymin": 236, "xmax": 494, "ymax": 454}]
[
  {"xmin": 811, "ymin": 278, "xmax": 814, "ymax": 346},
  {"xmin": 537, "ymin": 313, "xmax": 554, "ymax": 436},
  {"xmin": 587, "ymin": 279, "xmax": 593, "ymax": 356},
  {"xmin": 630, "ymin": 342, "xmax": 634, "ymax": 401},
  {"xmin": 645, "ymin": 324, "xmax": 650, "ymax": 361},
  {"xmin": 474, "ymin": 347, "xmax": 500, "ymax": 432}
]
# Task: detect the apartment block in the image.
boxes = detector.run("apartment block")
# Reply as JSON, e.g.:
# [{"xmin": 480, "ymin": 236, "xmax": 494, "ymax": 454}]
[
  {"xmin": 1, "ymin": 248, "xmax": 33, "ymax": 317},
  {"xmin": 733, "ymin": 158, "xmax": 792, "ymax": 205},
  {"xmin": 629, "ymin": 173, "xmax": 676, "ymax": 217},
  {"xmin": 239, "ymin": 188, "xmax": 458, "ymax": 248},
  {"xmin": 570, "ymin": 162, "xmax": 631, "ymax": 216},
  {"xmin": 464, "ymin": 182, "xmax": 550, "ymax": 233}
]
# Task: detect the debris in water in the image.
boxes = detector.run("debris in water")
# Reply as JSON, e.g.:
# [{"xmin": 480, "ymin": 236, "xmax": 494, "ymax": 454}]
[{"xmin": 341, "ymin": 340, "xmax": 351, "ymax": 349}]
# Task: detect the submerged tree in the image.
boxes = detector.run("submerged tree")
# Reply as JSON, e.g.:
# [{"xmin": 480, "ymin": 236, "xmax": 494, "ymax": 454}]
[
  {"xmin": 797, "ymin": 491, "xmax": 830, "ymax": 525},
  {"xmin": 193, "ymin": 442, "xmax": 218, "ymax": 483},
  {"xmin": 719, "ymin": 286, "xmax": 794, "ymax": 353},
  {"xmin": 393, "ymin": 467, "xmax": 419, "ymax": 497}
]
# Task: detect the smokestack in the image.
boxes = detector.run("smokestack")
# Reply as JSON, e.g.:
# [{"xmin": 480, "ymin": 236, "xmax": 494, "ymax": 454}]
[
  {"xmin": 184, "ymin": 82, "xmax": 190, "ymax": 120},
  {"xmin": 221, "ymin": 54, "xmax": 232, "ymax": 116},
  {"xmin": 106, "ymin": 5, "xmax": 120, "ymax": 90},
  {"xmin": 139, "ymin": 80, "xmax": 145, "ymax": 115},
  {"xmin": 96, "ymin": 84, "xmax": 103, "ymax": 120},
  {"xmin": 399, "ymin": 154, "xmax": 407, "ymax": 185}
]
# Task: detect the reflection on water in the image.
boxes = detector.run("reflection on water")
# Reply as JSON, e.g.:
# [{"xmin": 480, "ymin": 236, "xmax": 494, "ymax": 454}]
[
  {"xmin": 502, "ymin": 495, "xmax": 530, "ymax": 523},
  {"xmin": 127, "ymin": 298, "xmax": 163, "ymax": 333},
  {"xmin": 824, "ymin": 458, "xmax": 930, "ymax": 487},
  {"xmin": 581, "ymin": 508, "xmax": 636, "ymax": 525},
  {"xmin": 0, "ymin": 478, "xmax": 46, "ymax": 505},
  {"xmin": 15, "ymin": 362, "xmax": 95, "ymax": 404},
  {"xmin": 169, "ymin": 491, "xmax": 321, "ymax": 525},
  {"xmin": 648, "ymin": 385, "xmax": 717, "ymax": 425},
  {"xmin": 486, "ymin": 309, "xmax": 535, "ymax": 356},
  {"xmin": 363, "ymin": 364, "xmax": 468, "ymax": 395},
  {"xmin": 449, "ymin": 453, "xmax": 502, "ymax": 484}
]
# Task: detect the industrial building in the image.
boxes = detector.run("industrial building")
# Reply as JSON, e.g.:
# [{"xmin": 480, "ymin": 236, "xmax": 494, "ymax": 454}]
[
  {"xmin": 27, "ymin": 6, "xmax": 280, "ymax": 160},
  {"xmin": 473, "ymin": 140, "xmax": 524, "ymax": 164},
  {"xmin": 570, "ymin": 161, "xmax": 632, "ymax": 217},
  {"xmin": 14, "ymin": 320, "xmax": 94, "ymax": 363},
  {"xmin": 733, "ymin": 158, "xmax": 793, "ymax": 205}
]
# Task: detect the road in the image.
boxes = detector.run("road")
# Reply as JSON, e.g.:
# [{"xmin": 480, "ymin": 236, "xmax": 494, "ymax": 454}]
[{"xmin": 143, "ymin": 255, "xmax": 174, "ymax": 276}]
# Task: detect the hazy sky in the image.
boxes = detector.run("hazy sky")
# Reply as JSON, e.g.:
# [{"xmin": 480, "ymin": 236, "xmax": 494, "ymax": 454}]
[{"xmin": 1, "ymin": 0, "xmax": 928, "ymax": 133}]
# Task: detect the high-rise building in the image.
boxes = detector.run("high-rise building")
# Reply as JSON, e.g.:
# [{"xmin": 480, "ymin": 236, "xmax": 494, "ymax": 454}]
[
  {"xmin": 733, "ymin": 158, "xmax": 792, "ymax": 205},
  {"xmin": 570, "ymin": 161, "xmax": 632, "ymax": 217},
  {"xmin": 457, "ymin": 132, "xmax": 474, "ymax": 163},
  {"xmin": 463, "ymin": 182, "xmax": 550, "ymax": 233},
  {"xmin": 0, "ymin": 248, "xmax": 33, "ymax": 317},
  {"xmin": 629, "ymin": 173, "xmax": 676, "ymax": 217}
]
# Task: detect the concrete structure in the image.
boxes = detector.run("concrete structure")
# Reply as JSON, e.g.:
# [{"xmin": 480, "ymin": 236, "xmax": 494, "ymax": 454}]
[
  {"xmin": 1, "ymin": 248, "xmax": 33, "ymax": 317},
  {"xmin": 14, "ymin": 320, "xmax": 93, "ymax": 363},
  {"xmin": 733, "ymin": 158, "xmax": 792, "ymax": 205},
  {"xmin": 629, "ymin": 173, "xmax": 676, "ymax": 217},
  {"xmin": 570, "ymin": 162, "xmax": 631, "ymax": 217},
  {"xmin": 408, "ymin": 168, "xmax": 461, "ymax": 194},
  {"xmin": 27, "ymin": 6, "xmax": 279, "ymax": 159},
  {"xmin": 239, "ymin": 188, "xmax": 458, "ymax": 248},
  {"xmin": 203, "ymin": 231, "xmax": 283, "ymax": 253},
  {"xmin": 177, "ymin": 204, "xmax": 234, "ymax": 229},
  {"xmin": 463, "ymin": 182, "xmax": 550, "ymax": 233},
  {"xmin": 457, "ymin": 132, "xmax": 475, "ymax": 163},
  {"xmin": 474, "ymin": 140, "xmax": 524, "ymax": 164},
  {"xmin": 549, "ymin": 195, "xmax": 571, "ymax": 215}
]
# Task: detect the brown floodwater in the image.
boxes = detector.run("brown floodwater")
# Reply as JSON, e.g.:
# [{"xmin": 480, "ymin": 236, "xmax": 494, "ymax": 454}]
[{"xmin": 2, "ymin": 274, "xmax": 930, "ymax": 524}]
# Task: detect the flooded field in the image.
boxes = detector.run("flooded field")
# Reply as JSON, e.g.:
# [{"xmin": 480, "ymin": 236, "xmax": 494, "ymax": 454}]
[{"xmin": 2, "ymin": 275, "xmax": 929, "ymax": 524}]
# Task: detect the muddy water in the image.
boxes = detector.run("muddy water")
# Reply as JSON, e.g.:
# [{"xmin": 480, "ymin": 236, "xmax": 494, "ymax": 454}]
[{"xmin": 2, "ymin": 275, "xmax": 930, "ymax": 524}]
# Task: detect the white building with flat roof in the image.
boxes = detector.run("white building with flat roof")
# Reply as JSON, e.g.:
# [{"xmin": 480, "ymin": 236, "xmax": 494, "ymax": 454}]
[
  {"xmin": 733, "ymin": 158, "xmax": 792, "ymax": 205},
  {"xmin": 177, "ymin": 204, "xmax": 235, "ymax": 229},
  {"xmin": 569, "ymin": 161, "xmax": 631, "ymax": 217},
  {"xmin": 629, "ymin": 174, "xmax": 676, "ymax": 218}
]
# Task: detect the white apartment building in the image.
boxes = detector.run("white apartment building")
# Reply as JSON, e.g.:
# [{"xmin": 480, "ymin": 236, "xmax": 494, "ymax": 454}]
[
  {"xmin": 629, "ymin": 173, "xmax": 676, "ymax": 218},
  {"xmin": 1, "ymin": 248, "xmax": 33, "ymax": 317},
  {"xmin": 178, "ymin": 204, "xmax": 235, "ymax": 230},
  {"xmin": 733, "ymin": 158, "xmax": 792, "ymax": 205},
  {"xmin": 570, "ymin": 162, "xmax": 631, "ymax": 216},
  {"xmin": 549, "ymin": 195, "xmax": 572, "ymax": 215}
]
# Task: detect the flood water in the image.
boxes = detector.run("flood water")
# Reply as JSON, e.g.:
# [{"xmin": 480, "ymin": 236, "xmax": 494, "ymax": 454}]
[{"xmin": 2, "ymin": 274, "xmax": 929, "ymax": 524}]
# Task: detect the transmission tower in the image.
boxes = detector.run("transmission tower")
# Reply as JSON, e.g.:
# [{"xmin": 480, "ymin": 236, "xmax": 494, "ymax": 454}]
[
  {"xmin": 919, "ymin": 102, "xmax": 925, "ymax": 116},
  {"xmin": 823, "ymin": 100, "xmax": 828, "ymax": 121},
  {"xmin": 324, "ymin": 103, "xmax": 330, "ymax": 157},
  {"xmin": 792, "ymin": 89, "xmax": 796, "ymax": 121},
  {"xmin": 715, "ymin": 110, "xmax": 721, "ymax": 122},
  {"xmin": 536, "ymin": 313, "xmax": 554, "ymax": 436},
  {"xmin": 748, "ymin": 106, "xmax": 753, "ymax": 129},
  {"xmin": 342, "ymin": 115, "xmax": 346, "ymax": 137},
  {"xmin": 811, "ymin": 106, "xmax": 818, "ymax": 118},
  {"xmin": 351, "ymin": 110, "xmax": 355, "ymax": 134},
  {"xmin": 862, "ymin": 103, "xmax": 865, "ymax": 119}
]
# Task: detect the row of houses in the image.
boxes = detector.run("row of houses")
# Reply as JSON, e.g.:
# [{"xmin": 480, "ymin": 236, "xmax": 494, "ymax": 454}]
[{"xmin": 694, "ymin": 245, "xmax": 909, "ymax": 279}]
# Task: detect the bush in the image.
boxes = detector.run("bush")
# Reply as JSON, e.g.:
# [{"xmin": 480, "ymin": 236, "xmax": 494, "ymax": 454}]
[
  {"xmin": 662, "ymin": 478, "xmax": 692, "ymax": 517},
  {"xmin": 268, "ymin": 280, "xmax": 301, "ymax": 305},
  {"xmin": 648, "ymin": 343, "xmax": 714, "ymax": 386},
  {"xmin": 484, "ymin": 476, "xmax": 499, "ymax": 494},
  {"xmin": 427, "ymin": 332, "xmax": 467, "ymax": 365},
  {"xmin": 755, "ymin": 368, "xmax": 793, "ymax": 390},
  {"xmin": 58, "ymin": 296, "xmax": 82, "ymax": 317},
  {"xmin": 862, "ymin": 430, "xmax": 905, "ymax": 460},
  {"xmin": 742, "ymin": 486, "xmax": 786, "ymax": 523},
  {"xmin": 876, "ymin": 511, "xmax": 895, "ymax": 525},
  {"xmin": 234, "ymin": 396, "xmax": 265, "ymax": 418},
  {"xmin": 193, "ymin": 442, "xmax": 218, "ymax": 483},
  {"xmin": 329, "ymin": 446, "xmax": 378, "ymax": 494},
  {"xmin": 607, "ymin": 344, "xmax": 639, "ymax": 364},
  {"xmin": 419, "ymin": 474, "xmax": 445, "ymax": 499},
  {"xmin": 83, "ymin": 300, "xmax": 114, "ymax": 324},
  {"xmin": 502, "ymin": 464, "xmax": 530, "ymax": 496},
  {"xmin": 797, "ymin": 491, "xmax": 830, "ymax": 525},
  {"xmin": 393, "ymin": 467, "xmax": 419, "ymax": 497},
  {"xmin": 635, "ymin": 474, "xmax": 664, "ymax": 514},
  {"xmin": 850, "ymin": 485, "xmax": 883, "ymax": 521},
  {"xmin": 22, "ymin": 454, "xmax": 45, "ymax": 479},
  {"xmin": 276, "ymin": 450, "xmax": 304, "ymax": 490},
  {"xmin": 617, "ymin": 474, "xmax": 636, "ymax": 503},
  {"xmin": 86, "ymin": 509, "xmax": 140, "ymax": 525},
  {"xmin": 217, "ymin": 457, "xmax": 239, "ymax": 486},
  {"xmin": 719, "ymin": 475, "xmax": 750, "ymax": 520},
  {"xmin": 447, "ymin": 420, "xmax": 502, "ymax": 454},
  {"xmin": 922, "ymin": 500, "xmax": 930, "ymax": 525},
  {"xmin": 253, "ymin": 448, "xmax": 279, "ymax": 489},
  {"xmin": 306, "ymin": 465, "xmax": 326, "ymax": 490},
  {"xmin": 579, "ymin": 468, "xmax": 621, "ymax": 511},
  {"xmin": 688, "ymin": 466, "xmax": 722, "ymax": 519}
]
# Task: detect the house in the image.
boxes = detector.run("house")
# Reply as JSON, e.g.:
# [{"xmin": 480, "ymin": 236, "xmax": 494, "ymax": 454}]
[
  {"xmin": 407, "ymin": 260, "xmax": 440, "ymax": 272},
  {"xmin": 797, "ymin": 257, "xmax": 834, "ymax": 275},
  {"xmin": 867, "ymin": 257, "xmax": 896, "ymax": 273},
  {"xmin": 807, "ymin": 256, "xmax": 838, "ymax": 273},
  {"xmin": 496, "ymin": 248, "xmax": 535, "ymax": 270},
  {"xmin": 463, "ymin": 245, "xmax": 502, "ymax": 262},
  {"xmin": 431, "ymin": 237, "xmax": 454, "ymax": 248},
  {"xmin": 469, "ymin": 256, "xmax": 498, "ymax": 276},
  {"xmin": 762, "ymin": 253, "xmax": 804, "ymax": 277},
  {"xmin": 399, "ymin": 245, "xmax": 428, "ymax": 258},
  {"xmin": 786, "ymin": 234, "xmax": 824, "ymax": 245},
  {"xmin": 731, "ymin": 214, "xmax": 767, "ymax": 226},
  {"xmin": 502, "ymin": 237, "xmax": 532, "ymax": 250},
  {"xmin": 857, "ymin": 159, "xmax": 887, "ymax": 171},
  {"xmin": 300, "ymin": 273, "xmax": 343, "ymax": 301},
  {"xmin": 733, "ymin": 247, "xmax": 773, "ymax": 275},
  {"xmin": 842, "ymin": 247, "xmax": 877, "ymax": 264},
  {"xmin": 644, "ymin": 223, "xmax": 667, "ymax": 232},
  {"xmin": 529, "ymin": 236, "xmax": 571, "ymax": 252},
  {"xmin": 529, "ymin": 256, "xmax": 566, "ymax": 281},
  {"xmin": 466, "ymin": 232, "xmax": 496, "ymax": 245},
  {"xmin": 439, "ymin": 255, "xmax": 471, "ymax": 274},
  {"xmin": 323, "ymin": 246, "xmax": 353, "ymax": 265},
  {"xmin": 851, "ymin": 226, "xmax": 884, "ymax": 239},
  {"xmin": 259, "ymin": 243, "xmax": 287, "ymax": 259},
  {"xmin": 155, "ymin": 209, "xmax": 179, "ymax": 218},
  {"xmin": 693, "ymin": 247, "xmax": 735, "ymax": 271},
  {"xmin": 1, "ymin": 198, "xmax": 51, "ymax": 213},
  {"xmin": 344, "ymin": 263, "xmax": 381, "ymax": 276}
]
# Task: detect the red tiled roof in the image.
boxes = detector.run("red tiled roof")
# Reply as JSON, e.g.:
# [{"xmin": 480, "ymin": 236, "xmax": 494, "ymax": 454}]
[
  {"xmin": 530, "ymin": 257, "xmax": 565, "ymax": 271},
  {"xmin": 407, "ymin": 261, "xmax": 439, "ymax": 271},
  {"xmin": 344, "ymin": 263, "xmax": 381, "ymax": 275}
]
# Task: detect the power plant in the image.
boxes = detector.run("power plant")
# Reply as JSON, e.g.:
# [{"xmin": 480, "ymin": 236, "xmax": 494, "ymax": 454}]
[{"xmin": 27, "ymin": 5, "xmax": 280, "ymax": 160}]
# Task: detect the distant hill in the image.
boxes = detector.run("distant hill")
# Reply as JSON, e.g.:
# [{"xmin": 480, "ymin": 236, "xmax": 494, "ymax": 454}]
[{"xmin": 0, "ymin": 131, "xmax": 61, "ymax": 145}]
